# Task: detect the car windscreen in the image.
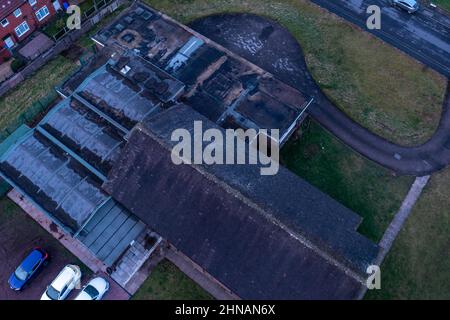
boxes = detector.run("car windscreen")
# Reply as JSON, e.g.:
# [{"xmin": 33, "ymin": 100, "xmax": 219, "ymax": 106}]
[
  {"xmin": 14, "ymin": 266, "xmax": 28, "ymax": 281},
  {"xmin": 84, "ymin": 285, "xmax": 99, "ymax": 299},
  {"xmin": 46, "ymin": 286, "xmax": 60, "ymax": 300}
]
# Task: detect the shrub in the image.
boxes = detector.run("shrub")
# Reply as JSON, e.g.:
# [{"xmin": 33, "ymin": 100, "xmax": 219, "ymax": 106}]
[{"xmin": 10, "ymin": 58, "xmax": 26, "ymax": 72}]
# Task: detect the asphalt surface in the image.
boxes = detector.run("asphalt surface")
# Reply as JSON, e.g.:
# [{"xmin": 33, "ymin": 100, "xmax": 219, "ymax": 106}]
[
  {"xmin": 0, "ymin": 206, "xmax": 129, "ymax": 300},
  {"xmin": 311, "ymin": 0, "xmax": 450, "ymax": 78},
  {"xmin": 191, "ymin": 12, "xmax": 450, "ymax": 177}
]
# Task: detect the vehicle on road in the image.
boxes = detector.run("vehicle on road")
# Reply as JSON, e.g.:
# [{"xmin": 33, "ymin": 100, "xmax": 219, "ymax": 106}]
[
  {"xmin": 41, "ymin": 264, "xmax": 82, "ymax": 300},
  {"xmin": 390, "ymin": 0, "xmax": 420, "ymax": 13},
  {"xmin": 74, "ymin": 277, "xmax": 110, "ymax": 300},
  {"xmin": 8, "ymin": 248, "xmax": 49, "ymax": 291}
]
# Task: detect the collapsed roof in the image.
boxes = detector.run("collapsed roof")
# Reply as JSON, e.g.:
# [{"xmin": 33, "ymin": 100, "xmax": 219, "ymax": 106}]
[{"xmin": 92, "ymin": 3, "xmax": 313, "ymax": 144}]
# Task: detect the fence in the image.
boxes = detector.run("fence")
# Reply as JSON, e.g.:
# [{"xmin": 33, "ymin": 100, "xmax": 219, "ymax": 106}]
[
  {"xmin": 52, "ymin": 0, "xmax": 116, "ymax": 41},
  {"xmin": 0, "ymin": 91, "xmax": 58, "ymax": 143},
  {"xmin": 0, "ymin": 0, "xmax": 128, "ymax": 97}
]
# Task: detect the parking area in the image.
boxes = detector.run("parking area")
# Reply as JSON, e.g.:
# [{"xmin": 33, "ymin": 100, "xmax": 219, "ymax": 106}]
[{"xmin": 0, "ymin": 198, "xmax": 129, "ymax": 300}]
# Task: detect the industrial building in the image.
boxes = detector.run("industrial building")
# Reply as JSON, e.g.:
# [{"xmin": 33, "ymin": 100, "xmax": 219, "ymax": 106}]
[{"xmin": 0, "ymin": 2, "xmax": 379, "ymax": 299}]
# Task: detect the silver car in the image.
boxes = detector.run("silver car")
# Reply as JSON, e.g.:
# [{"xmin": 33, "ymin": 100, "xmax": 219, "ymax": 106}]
[{"xmin": 391, "ymin": 0, "xmax": 420, "ymax": 13}]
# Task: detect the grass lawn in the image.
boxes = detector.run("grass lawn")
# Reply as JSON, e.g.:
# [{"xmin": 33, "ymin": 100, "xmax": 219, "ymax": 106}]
[
  {"xmin": 145, "ymin": 0, "xmax": 446, "ymax": 146},
  {"xmin": 43, "ymin": 0, "xmax": 96, "ymax": 39},
  {"xmin": 433, "ymin": 0, "xmax": 450, "ymax": 12},
  {"xmin": 0, "ymin": 56, "xmax": 77, "ymax": 132},
  {"xmin": 281, "ymin": 121, "xmax": 414, "ymax": 242},
  {"xmin": 366, "ymin": 166, "xmax": 450, "ymax": 299},
  {"xmin": 132, "ymin": 259, "xmax": 213, "ymax": 300}
]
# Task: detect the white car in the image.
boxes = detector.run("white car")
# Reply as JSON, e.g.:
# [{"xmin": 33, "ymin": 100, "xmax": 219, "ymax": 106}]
[
  {"xmin": 41, "ymin": 264, "xmax": 82, "ymax": 300},
  {"xmin": 74, "ymin": 277, "xmax": 110, "ymax": 300}
]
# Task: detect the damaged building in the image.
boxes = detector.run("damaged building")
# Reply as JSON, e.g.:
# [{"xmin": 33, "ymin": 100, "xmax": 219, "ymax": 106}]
[{"xmin": 0, "ymin": 2, "xmax": 379, "ymax": 299}]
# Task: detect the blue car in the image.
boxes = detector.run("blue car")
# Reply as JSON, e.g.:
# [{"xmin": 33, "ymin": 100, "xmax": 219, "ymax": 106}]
[{"xmin": 9, "ymin": 248, "xmax": 49, "ymax": 291}]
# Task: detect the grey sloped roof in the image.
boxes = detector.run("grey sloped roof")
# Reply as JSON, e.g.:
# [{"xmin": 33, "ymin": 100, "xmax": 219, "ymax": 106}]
[{"xmin": 104, "ymin": 104, "xmax": 379, "ymax": 299}]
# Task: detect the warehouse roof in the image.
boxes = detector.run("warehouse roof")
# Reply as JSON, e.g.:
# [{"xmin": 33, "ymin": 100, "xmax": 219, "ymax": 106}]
[{"xmin": 104, "ymin": 104, "xmax": 379, "ymax": 299}]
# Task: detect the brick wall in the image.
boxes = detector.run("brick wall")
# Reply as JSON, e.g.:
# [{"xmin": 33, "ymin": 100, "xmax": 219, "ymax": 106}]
[{"xmin": 0, "ymin": 0, "xmax": 63, "ymax": 49}]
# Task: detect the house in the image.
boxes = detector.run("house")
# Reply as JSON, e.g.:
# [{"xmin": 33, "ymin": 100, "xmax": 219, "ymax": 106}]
[{"xmin": 0, "ymin": 0, "xmax": 63, "ymax": 62}]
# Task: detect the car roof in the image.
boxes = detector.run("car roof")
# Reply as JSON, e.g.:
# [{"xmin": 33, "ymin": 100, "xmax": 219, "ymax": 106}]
[
  {"xmin": 21, "ymin": 249, "xmax": 43, "ymax": 271},
  {"xmin": 87, "ymin": 277, "xmax": 108, "ymax": 289},
  {"xmin": 400, "ymin": 0, "xmax": 417, "ymax": 6},
  {"xmin": 75, "ymin": 290, "xmax": 92, "ymax": 300},
  {"xmin": 50, "ymin": 266, "xmax": 75, "ymax": 290}
]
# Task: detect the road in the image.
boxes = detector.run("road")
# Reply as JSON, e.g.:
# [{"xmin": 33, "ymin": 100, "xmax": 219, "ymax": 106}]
[{"xmin": 311, "ymin": 0, "xmax": 450, "ymax": 78}]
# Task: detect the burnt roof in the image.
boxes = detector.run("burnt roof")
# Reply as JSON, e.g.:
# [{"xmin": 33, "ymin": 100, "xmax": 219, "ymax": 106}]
[
  {"xmin": 93, "ymin": 3, "xmax": 312, "ymax": 143},
  {"xmin": 104, "ymin": 104, "xmax": 379, "ymax": 299}
]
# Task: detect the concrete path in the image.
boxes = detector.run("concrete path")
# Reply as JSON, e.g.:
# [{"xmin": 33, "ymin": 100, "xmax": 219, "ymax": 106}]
[
  {"xmin": 376, "ymin": 175, "xmax": 431, "ymax": 264},
  {"xmin": 191, "ymin": 13, "xmax": 450, "ymax": 176}
]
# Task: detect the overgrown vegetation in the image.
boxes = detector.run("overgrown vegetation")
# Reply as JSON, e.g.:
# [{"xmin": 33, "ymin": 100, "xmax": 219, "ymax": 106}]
[
  {"xmin": 0, "ymin": 56, "xmax": 77, "ymax": 135},
  {"xmin": 132, "ymin": 259, "xmax": 213, "ymax": 300}
]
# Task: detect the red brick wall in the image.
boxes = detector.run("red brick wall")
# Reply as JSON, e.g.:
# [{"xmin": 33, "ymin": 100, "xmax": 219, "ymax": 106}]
[
  {"xmin": 0, "ymin": 47, "xmax": 12, "ymax": 63},
  {"xmin": 0, "ymin": 0, "xmax": 64, "ymax": 50}
]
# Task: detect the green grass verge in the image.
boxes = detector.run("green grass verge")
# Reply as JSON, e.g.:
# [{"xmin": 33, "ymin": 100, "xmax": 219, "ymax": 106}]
[
  {"xmin": 144, "ymin": 0, "xmax": 446, "ymax": 146},
  {"xmin": 433, "ymin": 0, "xmax": 450, "ymax": 12},
  {"xmin": 366, "ymin": 167, "xmax": 450, "ymax": 299},
  {"xmin": 281, "ymin": 121, "xmax": 414, "ymax": 242},
  {"xmin": 0, "ymin": 56, "xmax": 77, "ymax": 132},
  {"xmin": 132, "ymin": 259, "xmax": 213, "ymax": 300}
]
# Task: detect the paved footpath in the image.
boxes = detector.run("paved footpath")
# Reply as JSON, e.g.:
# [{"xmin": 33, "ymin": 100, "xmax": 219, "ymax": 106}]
[{"xmin": 376, "ymin": 175, "xmax": 431, "ymax": 265}]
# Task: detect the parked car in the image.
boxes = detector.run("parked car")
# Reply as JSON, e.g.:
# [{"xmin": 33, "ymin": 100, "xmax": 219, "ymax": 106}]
[
  {"xmin": 74, "ymin": 277, "xmax": 110, "ymax": 300},
  {"xmin": 390, "ymin": 0, "xmax": 420, "ymax": 13},
  {"xmin": 8, "ymin": 248, "xmax": 49, "ymax": 291},
  {"xmin": 41, "ymin": 264, "xmax": 82, "ymax": 300}
]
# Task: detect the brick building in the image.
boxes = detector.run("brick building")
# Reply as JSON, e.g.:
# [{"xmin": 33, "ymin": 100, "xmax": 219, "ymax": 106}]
[{"xmin": 0, "ymin": 0, "xmax": 64, "ymax": 62}]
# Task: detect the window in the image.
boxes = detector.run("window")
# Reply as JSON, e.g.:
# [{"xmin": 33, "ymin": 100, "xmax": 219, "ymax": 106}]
[
  {"xmin": 29, "ymin": 0, "xmax": 37, "ymax": 5},
  {"xmin": 4, "ymin": 36, "xmax": 15, "ymax": 48},
  {"xmin": 35, "ymin": 5, "xmax": 49, "ymax": 21},
  {"xmin": 13, "ymin": 8, "xmax": 22, "ymax": 17},
  {"xmin": 15, "ymin": 21, "xmax": 30, "ymax": 38},
  {"xmin": 1, "ymin": 19, "xmax": 9, "ymax": 27}
]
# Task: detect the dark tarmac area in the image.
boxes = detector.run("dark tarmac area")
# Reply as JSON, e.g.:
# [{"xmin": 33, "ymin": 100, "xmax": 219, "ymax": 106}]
[
  {"xmin": 190, "ymin": 13, "xmax": 450, "ymax": 176},
  {"xmin": 0, "ymin": 200, "xmax": 92, "ymax": 300}
]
